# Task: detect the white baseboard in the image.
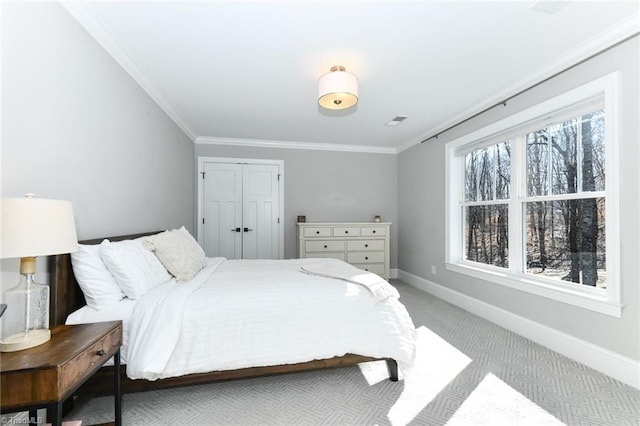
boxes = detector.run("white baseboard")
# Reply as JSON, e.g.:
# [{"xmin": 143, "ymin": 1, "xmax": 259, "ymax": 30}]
[
  {"xmin": 398, "ymin": 269, "xmax": 640, "ymax": 390},
  {"xmin": 389, "ymin": 268, "xmax": 399, "ymax": 279}
]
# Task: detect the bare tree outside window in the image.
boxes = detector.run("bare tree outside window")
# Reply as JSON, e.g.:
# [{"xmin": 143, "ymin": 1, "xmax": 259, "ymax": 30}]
[
  {"xmin": 450, "ymin": 76, "xmax": 619, "ymax": 314},
  {"xmin": 463, "ymin": 142, "xmax": 510, "ymax": 268},
  {"xmin": 525, "ymin": 110, "xmax": 606, "ymax": 288},
  {"xmin": 525, "ymin": 198, "xmax": 605, "ymax": 287},
  {"xmin": 462, "ymin": 110, "xmax": 605, "ymax": 289}
]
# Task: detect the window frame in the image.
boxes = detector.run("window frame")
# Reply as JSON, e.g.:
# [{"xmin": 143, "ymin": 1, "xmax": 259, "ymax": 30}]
[{"xmin": 445, "ymin": 73, "xmax": 621, "ymax": 317}]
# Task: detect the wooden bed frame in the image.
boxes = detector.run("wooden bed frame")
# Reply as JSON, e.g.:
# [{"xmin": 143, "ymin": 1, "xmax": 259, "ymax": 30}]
[{"xmin": 48, "ymin": 231, "xmax": 399, "ymax": 397}]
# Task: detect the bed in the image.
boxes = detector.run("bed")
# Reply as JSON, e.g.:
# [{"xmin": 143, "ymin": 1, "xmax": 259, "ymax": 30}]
[{"xmin": 48, "ymin": 230, "xmax": 416, "ymax": 397}]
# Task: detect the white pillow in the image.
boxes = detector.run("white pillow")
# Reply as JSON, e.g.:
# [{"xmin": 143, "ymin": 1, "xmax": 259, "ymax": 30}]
[
  {"xmin": 142, "ymin": 226, "xmax": 206, "ymax": 282},
  {"xmin": 70, "ymin": 241, "xmax": 125, "ymax": 310},
  {"xmin": 100, "ymin": 238, "xmax": 172, "ymax": 300}
]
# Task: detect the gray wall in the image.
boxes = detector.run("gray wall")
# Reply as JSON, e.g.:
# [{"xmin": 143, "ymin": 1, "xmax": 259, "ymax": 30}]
[
  {"xmin": 195, "ymin": 144, "xmax": 398, "ymax": 263},
  {"xmin": 1, "ymin": 3, "xmax": 194, "ymax": 290},
  {"xmin": 4, "ymin": 0, "xmax": 635, "ymax": 367},
  {"xmin": 398, "ymin": 37, "xmax": 640, "ymax": 361}
]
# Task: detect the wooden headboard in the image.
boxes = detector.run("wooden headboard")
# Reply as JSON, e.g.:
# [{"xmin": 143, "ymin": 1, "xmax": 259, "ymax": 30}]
[{"xmin": 48, "ymin": 231, "xmax": 161, "ymax": 326}]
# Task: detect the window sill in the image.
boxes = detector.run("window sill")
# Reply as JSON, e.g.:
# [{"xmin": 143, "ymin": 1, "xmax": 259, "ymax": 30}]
[{"xmin": 445, "ymin": 262, "xmax": 622, "ymax": 318}]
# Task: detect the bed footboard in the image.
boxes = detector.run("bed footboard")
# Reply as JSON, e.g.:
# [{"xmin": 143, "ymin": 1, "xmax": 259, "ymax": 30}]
[{"xmin": 74, "ymin": 356, "xmax": 399, "ymax": 397}]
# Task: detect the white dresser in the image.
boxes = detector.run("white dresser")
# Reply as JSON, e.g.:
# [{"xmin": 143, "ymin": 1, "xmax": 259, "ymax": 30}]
[{"xmin": 297, "ymin": 222, "xmax": 391, "ymax": 279}]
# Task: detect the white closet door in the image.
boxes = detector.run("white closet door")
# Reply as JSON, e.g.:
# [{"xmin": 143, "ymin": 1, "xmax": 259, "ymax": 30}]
[
  {"xmin": 242, "ymin": 164, "xmax": 280, "ymax": 259},
  {"xmin": 201, "ymin": 161, "xmax": 281, "ymax": 260},
  {"xmin": 202, "ymin": 162, "xmax": 242, "ymax": 259}
]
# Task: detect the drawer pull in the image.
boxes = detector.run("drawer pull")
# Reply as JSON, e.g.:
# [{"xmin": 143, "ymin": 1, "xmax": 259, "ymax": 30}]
[
  {"xmin": 316, "ymin": 231, "xmax": 320, "ymax": 234},
  {"xmin": 345, "ymin": 230, "xmax": 349, "ymax": 234},
  {"xmin": 365, "ymin": 244, "xmax": 368, "ymax": 248},
  {"xmin": 324, "ymin": 245, "xmax": 328, "ymax": 248},
  {"xmin": 365, "ymin": 256, "xmax": 369, "ymax": 260},
  {"xmin": 373, "ymin": 230, "xmax": 377, "ymax": 233},
  {"xmin": 96, "ymin": 349, "xmax": 106, "ymax": 357}
]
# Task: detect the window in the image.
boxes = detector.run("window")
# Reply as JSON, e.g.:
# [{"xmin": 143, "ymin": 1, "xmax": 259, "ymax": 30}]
[
  {"xmin": 463, "ymin": 141, "xmax": 511, "ymax": 268},
  {"xmin": 446, "ymin": 74, "xmax": 620, "ymax": 317}
]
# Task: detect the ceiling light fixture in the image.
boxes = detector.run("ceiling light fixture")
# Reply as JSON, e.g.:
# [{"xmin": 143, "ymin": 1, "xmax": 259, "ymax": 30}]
[{"xmin": 318, "ymin": 66, "xmax": 358, "ymax": 110}]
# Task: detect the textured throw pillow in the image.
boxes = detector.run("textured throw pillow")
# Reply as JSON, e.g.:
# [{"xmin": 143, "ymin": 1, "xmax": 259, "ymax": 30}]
[
  {"xmin": 71, "ymin": 241, "xmax": 125, "ymax": 310},
  {"xmin": 142, "ymin": 226, "xmax": 206, "ymax": 282},
  {"xmin": 100, "ymin": 238, "xmax": 172, "ymax": 299}
]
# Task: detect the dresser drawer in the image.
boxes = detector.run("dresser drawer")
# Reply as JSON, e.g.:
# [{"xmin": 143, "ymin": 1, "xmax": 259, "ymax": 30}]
[
  {"xmin": 361, "ymin": 226, "xmax": 387, "ymax": 237},
  {"xmin": 347, "ymin": 240, "xmax": 385, "ymax": 251},
  {"xmin": 347, "ymin": 251, "xmax": 385, "ymax": 264},
  {"xmin": 303, "ymin": 227, "xmax": 331, "ymax": 237},
  {"xmin": 306, "ymin": 252, "xmax": 346, "ymax": 261},
  {"xmin": 333, "ymin": 226, "xmax": 360, "ymax": 237},
  {"xmin": 351, "ymin": 263, "xmax": 385, "ymax": 276},
  {"xmin": 305, "ymin": 240, "xmax": 345, "ymax": 252}
]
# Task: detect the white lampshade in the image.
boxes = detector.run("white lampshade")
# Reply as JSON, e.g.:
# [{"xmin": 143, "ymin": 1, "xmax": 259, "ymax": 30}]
[
  {"xmin": 1, "ymin": 196, "xmax": 78, "ymax": 259},
  {"xmin": 0, "ymin": 195, "xmax": 78, "ymax": 352},
  {"xmin": 318, "ymin": 65, "xmax": 359, "ymax": 110}
]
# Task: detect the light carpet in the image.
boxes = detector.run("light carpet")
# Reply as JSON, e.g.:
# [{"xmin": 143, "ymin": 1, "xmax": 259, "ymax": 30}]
[{"xmin": 63, "ymin": 281, "xmax": 640, "ymax": 425}]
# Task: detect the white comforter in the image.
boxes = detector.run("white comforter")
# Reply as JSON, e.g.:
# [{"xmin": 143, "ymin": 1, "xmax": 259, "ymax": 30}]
[{"xmin": 126, "ymin": 257, "xmax": 416, "ymax": 380}]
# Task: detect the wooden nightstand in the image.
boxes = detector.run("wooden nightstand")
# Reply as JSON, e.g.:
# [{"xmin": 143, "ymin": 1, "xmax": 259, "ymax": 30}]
[{"xmin": 1, "ymin": 321, "xmax": 123, "ymax": 426}]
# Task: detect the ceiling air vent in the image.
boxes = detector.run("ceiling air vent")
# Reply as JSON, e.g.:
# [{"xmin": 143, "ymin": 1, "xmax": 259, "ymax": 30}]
[
  {"xmin": 530, "ymin": 1, "xmax": 570, "ymax": 14},
  {"xmin": 385, "ymin": 116, "xmax": 408, "ymax": 127}
]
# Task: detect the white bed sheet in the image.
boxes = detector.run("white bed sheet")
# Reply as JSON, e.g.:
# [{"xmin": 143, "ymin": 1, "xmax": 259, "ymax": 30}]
[
  {"xmin": 66, "ymin": 298, "xmax": 137, "ymax": 364},
  {"xmin": 66, "ymin": 257, "xmax": 417, "ymax": 381}
]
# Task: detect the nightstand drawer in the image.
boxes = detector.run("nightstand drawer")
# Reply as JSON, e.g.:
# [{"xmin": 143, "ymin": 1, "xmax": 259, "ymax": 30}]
[
  {"xmin": 347, "ymin": 240, "xmax": 385, "ymax": 251},
  {"xmin": 347, "ymin": 252, "xmax": 385, "ymax": 263},
  {"xmin": 60, "ymin": 325, "xmax": 122, "ymax": 395},
  {"xmin": 303, "ymin": 227, "xmax": 331, "ymax": 237},
  {"xmin": 306, "ymin": 240, "xmax": 345, "ymax": 252}
]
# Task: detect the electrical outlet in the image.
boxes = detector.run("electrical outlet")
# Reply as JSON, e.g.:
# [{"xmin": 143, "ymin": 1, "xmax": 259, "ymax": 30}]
[{"xmin": 431, "ymin": 265, "xmax": 436, "ymax": 275}]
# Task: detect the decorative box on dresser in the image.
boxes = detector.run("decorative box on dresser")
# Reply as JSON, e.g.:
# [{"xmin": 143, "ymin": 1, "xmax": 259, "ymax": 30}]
[{"xmin": 297, "ymin": 222, "xmax": 391, "ymax": 279}]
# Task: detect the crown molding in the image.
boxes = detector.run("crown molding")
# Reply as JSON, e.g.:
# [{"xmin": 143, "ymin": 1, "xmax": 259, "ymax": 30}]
[
  {"xmin": 60, "ymin": 1, "xmax": 393, "ymax": 154},
  {"xmin": 61, "ymin": 1, "xmax": 198, "ymax": 142},
  {"xmin": 61, "ymin": 1, "xmax": 637, "ymax": 154},
  {"xmin": 196, "ymin": 136, "xmax": 398, "ymax": 155},
  {"xmin": 398, "ymin": 12, "xmax": 640, "ymax": 153}
]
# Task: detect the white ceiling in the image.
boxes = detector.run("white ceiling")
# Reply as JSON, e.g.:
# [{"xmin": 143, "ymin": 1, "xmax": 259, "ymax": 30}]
[{"xmin": 63, "ymin": 1, "xmax": 639, "ymax": 153}]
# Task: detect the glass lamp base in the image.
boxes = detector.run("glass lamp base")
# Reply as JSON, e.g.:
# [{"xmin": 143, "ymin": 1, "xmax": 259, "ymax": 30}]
[{"xmin": 0, "ymin": 328, "xmax": 51, "ymax": 352}]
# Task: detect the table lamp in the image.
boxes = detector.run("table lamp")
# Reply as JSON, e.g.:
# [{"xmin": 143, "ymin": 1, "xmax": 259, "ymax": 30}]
[{"xmin": 0, "ymin": 194, "xmax": 78, "ymax": 352}]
